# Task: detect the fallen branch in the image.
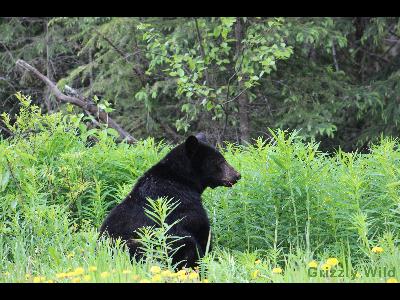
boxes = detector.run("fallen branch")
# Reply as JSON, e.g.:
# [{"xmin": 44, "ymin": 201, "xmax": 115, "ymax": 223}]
[{"xmin": 15, "ymin": 59, "xmax": 137, "ymax": 144}]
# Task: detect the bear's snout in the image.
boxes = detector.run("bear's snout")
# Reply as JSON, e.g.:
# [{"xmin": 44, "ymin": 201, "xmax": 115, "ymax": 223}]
[
  {"xmin": 221, "ymin": 164, "xmax": 241, "ymax": 187},
  {"xmin": 234, "ymin": 172, "xmax": 241, "ymax": 182}
]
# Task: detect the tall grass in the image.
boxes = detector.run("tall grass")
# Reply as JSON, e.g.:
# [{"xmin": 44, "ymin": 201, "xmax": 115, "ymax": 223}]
[
  {"xmin": 0, "ymin": 93, "xmax": 399, "ymax": 283},
  {"xmin": 204, "ymin": 131, "xmax": 400, "ymax": 265}
]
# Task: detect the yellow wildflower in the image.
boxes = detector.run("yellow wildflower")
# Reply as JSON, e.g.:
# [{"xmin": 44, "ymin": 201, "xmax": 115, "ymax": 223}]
[
  {"xmin": 150, "ymin": 266, "xmax": 161, "ymax": 274},
  {"xmin": 83, "ymin": 275, "xmax": 91, "ymax": 282},
  {"xmin": 151, "ymin": 274, "xmax": 162, "ymax": 282},
  {"xmin": 326, "ymin": 258, "xmax": 339, "ymax": 267},
  {"xmin": 139, "ymin": 279, "xmax": 150, "ymax": 283},
  {"xmin": 386, "ymin": 277, "xmax": 398, "ymax": 283},
  {"xmin": 255, "ymin": 259, "xmax": 261, "ymax": 265},
  {"xmin": 56, "ymin": 272, "xmax": 67, "ymax": 279},
  {"xmin": 45, "ymin": 280, "xmax": 54, "ymax": 283},
  {"xmin": 188, "ymin": 272, "xmax": 199, "ymax": 280},
  {"xmin": 355, "ymin": 272, "xmax": 362, "ymax": 279},
  {"xmin": 132, "ymin": 275, "xmax": 140, "ymax": 281},
  {"xmin": 122, "ymin": 270, "xmax": 132, "ymax": 274},
  {"xmin": 161, "ymin": 270, "xmax": 173, "ymax": 277},
  {"xmin": 321, "ymin": 263, "xmax": 331, "ymax": 271},
  {"xmin": 71, "ymin": 278, "xmax": 81, "ymax": 283},
  {"xmin": 252, "ymin": 270, "xmax": 260, "ymax": 279},
  {"xmin": 88, "ymin": 266, "xmax": 97, "ymax": 272},
  {"xmin": 73, "ymin": 267, "xmax": 85, "ymax": 275},
  {"xmin": 202, "ymin": 279, "xmax": 209, "ymax": 283},
  {"xmin": 67, "ymin": 252, "xmax": 75, "ymax": 259},
  {"xmin": 308, "ymin": 260, "xmax": 318, "ymax": 268},
  {"xmin": 100, "ymin": 271, "xmax": 110, "ymax": 278},
  {"xmin": 176, "ymin": 270, "xmax": 186, "ymax": 276},
  {"xmin": 371, "ymin": 246, "xmax": 384, "ymax": 254},
  {"xmin": 178, "ymin": 274, "xmax": 187, "ymax": 281},
  {"xmin": 33, "ymin": 276, "xmax": 45, "ymax": 283},
  {"xmin": 272, "ymin": 267, "xmax": 283, "ymax": 274}
]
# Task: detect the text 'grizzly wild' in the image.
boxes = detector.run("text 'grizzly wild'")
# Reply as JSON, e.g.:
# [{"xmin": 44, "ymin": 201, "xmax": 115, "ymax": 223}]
[{"xmin": 99, "ymin": 133, "xmax": 241, "ymax": 268}]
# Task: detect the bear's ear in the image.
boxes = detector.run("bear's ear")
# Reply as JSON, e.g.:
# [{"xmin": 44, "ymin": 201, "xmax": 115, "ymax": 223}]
[
  {"xmin": 195, "ymin": 132, "xmax": 207, "ymax": 143},
  {"xmin": 185, "ymin": 135, "xmax": 199, "ymax": 157}
]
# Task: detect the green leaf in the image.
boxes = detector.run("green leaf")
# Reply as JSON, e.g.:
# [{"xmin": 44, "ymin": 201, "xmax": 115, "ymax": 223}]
[
  {"xmin": 0, "ymin": 169, "xmax": 10, "ymax": 191},
  {"xmin": 177, "ymin": 69, "xmax": 185, "ymax": 77}
]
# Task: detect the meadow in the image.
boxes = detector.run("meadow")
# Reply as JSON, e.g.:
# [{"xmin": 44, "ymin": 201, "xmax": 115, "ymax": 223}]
[{"xmin": 0, "ymin": 94, "xmax": 399, "ymax": 283}]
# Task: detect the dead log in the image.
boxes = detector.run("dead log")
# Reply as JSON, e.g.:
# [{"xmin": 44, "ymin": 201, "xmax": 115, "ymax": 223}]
[{"xmin": 15, "ymin": 59, "xmax": 137, "ymax": 144}]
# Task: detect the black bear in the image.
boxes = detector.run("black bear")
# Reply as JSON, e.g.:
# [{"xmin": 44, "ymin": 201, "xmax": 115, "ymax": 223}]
[{"xmin": 99, "ymin": 133, "xmax": 241, "ymax": 269}]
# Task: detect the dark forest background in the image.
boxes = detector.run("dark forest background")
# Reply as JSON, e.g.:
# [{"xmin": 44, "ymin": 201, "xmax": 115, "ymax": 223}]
[{"xmin": 2, "ymin": 17, "xmax": 400, "ymax": 151}]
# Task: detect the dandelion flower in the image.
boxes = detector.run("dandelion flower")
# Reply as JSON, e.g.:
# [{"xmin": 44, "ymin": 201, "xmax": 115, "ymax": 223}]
[
  {"xmin": 202, "ymin": 279, "xmax": 209, "ymax": 283},
  {"xmin": 67, "ymin": 252, "xmax": 75, "ymax": 259},
  {"xmin": 252, "ymin": 270, "xmax": 260, "ymax": 279},
  {"xmin": 151, "ymin": 274, "xmax": 162, "ymax": 282},
  {"xmin": 122, "ymin": 270, "xmax": 132, "ymax": 274},
  {"xmin": 100, "ymin": 271, "xmax": 110, "ymax": 278},
  {"xmin": 56, "ymin": 272, "xmax": 67, "ymax": 279},
  {"xmin": 71, "ymin": 278, "xmax": 81, "ymax": 283},
  {"xmin": 386, "ymin": 277, "xmax": 398, "ymax": 283},
  {"xmin": 321, "ymin": 263, "xmax": 331, "ymax": 271},
  {"xmin": 272, "ymin": 267, "xmax": 283, "ymax": 274},
  {"xmin": 308, "ymin": 260, "xmax": 318, "ymax": 268},
  {"xmin": 255, "ymin": 259, "xmax": 261, "ymax": 265},
  {"xmin": 132, "ymin": 275, "xmax": 140, "ymax": 281},
  {"xmin": 73, "ymin": 267, "xmax": 85, "ymax": 275},
  {"xmin": 65, "ymin": 271, "xmax": 76, "ymax": 277},
  {"xmin": 33, "ymin": 276, "xmax": 45, "ymax": 283},
  {"xmin": 161, "ymin": 270, "xmax": 173, "ymax": 277},
  {"xmin": 139, "ymin": 279, "xmax": 150, "ymax": 283},
  {"xmin": 188, "ymin": 272, "xmax": 199, "ymax": 280},
  {"xmin": 45, "ymin": 280, "xmax": 54, "ymax": 283},
  {"xmin": 326, "ymin": 258, "xmax": 339, "ymax": 267},
  {"xmin": 177, "ymin": 270, "xmax": 188, "ymax": 281},
  {"xmin": 88, "ymin": 266, "xmax": 97, "ymax": 272},
  {"xmin": 178, "ymin": 274, "xmax": 187, "ymax": 281},
  {"xmin": 83, "ymin": 275, "xmax": 91, "ymax": 282},
  {"xmin": 150, "ymin": 266, "xmax": 161, "ymax": 274},
  {"xmin": 371, "ymin": 246, "xmax": 384, "ymax": 254}
]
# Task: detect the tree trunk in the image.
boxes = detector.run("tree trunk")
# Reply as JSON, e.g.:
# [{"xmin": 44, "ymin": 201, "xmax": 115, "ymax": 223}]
[
  {"xmin": 234, "ymin": 17, "xmax": 250, "ymax": 143},
  {"xmin": 353, "ymin": 17, "xmax": 369, "ymax": 82},
  {"xmin": 44, "ymin": 18, "xmax": 53, "ymax": 112}
]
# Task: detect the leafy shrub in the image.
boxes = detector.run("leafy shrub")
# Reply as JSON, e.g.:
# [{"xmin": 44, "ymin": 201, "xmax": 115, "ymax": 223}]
[{"xmin": 1, "ymin": 93, "xmax": 400, "ymax": 282}]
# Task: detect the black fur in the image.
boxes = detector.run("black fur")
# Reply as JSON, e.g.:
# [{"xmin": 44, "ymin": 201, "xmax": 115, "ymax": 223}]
[{"xmin": 99, "ymin": 133, "xmax": 241, "ymax": 269}]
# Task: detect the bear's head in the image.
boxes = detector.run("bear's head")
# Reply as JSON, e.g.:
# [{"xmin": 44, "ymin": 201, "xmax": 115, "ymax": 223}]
[{"xmin": 184, "ymin": 133, "xmax": 241, "ymax": 189}]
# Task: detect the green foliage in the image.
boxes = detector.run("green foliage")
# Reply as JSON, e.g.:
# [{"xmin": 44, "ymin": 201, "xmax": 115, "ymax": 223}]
[
  {"xmin": 136, "ymin": 17, "xmax": 293, "ymax": 133},
  {"xmin": 204, "ymin": 129, "xmax": 400, "ymax": 264},
  {"xmin": 135, "ymin": 197, "xmax": 186, "ymax": 269},
  {"xmin": 3, "ymin": 17, "xmax": 400, "ymax": 150},
  {"xmin": 1, "ymin": 95, "xmax": 400, "ymax": 283}
]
